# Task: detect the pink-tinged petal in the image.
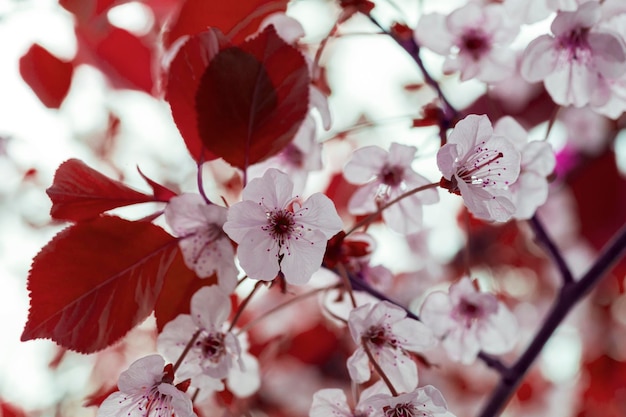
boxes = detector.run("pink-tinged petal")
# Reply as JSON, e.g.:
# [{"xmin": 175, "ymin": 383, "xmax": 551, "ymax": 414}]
[
  {"xmin": 443, "ymin": 326, "xmax": 481, "ymax": 364},
  {"xmin": 392, "ymin": 318, "xmax": 437, "ymax": 351},
  {"xmin": 447, "ymin": 3, "xmax": 485, "ymax": 37},
  {"xmin": 521, "ymin": 141, "xmax": 556, "ymax": 175},
  {"xmin": 494, "ymin": 116, "xmax": 528, "ymax": 151},
  {"xmin": 227, "ymin": 352, "xmax": 261, "ymax": 397},
  {"xmin": 280, "ymin": 229, "xmax": 327, "ymax": 284},
  {"xmin": 190, "ymin": 372, "xmax": 225, "ymax": 394},
  {"xmin": 521, "ymin": 36, "xmax": 559, "ymax": 83},
  {"xmin": 165, "ymin": 194, "xmax": 210, "ymax": 235},
  {"xmin": 344, "ymin": 146, "xmax": 389, "ymax": 184},
  {"xmin": 382, "ymin": 197, "xmax": 424, "ymax": 234},
  {"xmin": 348, "ymin": 182, "xmax": 380, "ymax": 214},
  {"xmin": 403, "ymin": 172, "xmax": 440, "ymax": 204},
  {"xmin": 588, "ymin": 31, "xmax": 626, "ymax": 78},
  {"xmin": 512, "ymin": 172, "xmax": 550, "ymax": 219},
  {"xmin": 475, "ymin": 48, "xmax": 517, "ymax": 83},
  {"xmin": 414, "ymin": 13, "xmax": 454, "ymax": 55},
  {"xmin": 420, "ymin": 292, "xmax": 455, "ymax": 339},
  {"xmin": 477, "ymin": 305, "xmax": 518, "ymax": 354},
  {"xmin": 387, "ymin": 143, "xmax": 417, "ymax": 168},
  {"xmin": 223, "ymin": 200, "xmax": 267, "ymax": 242},
  {"xmin": 377, "ymin": 347, "xmax": 418, "ymax": 393},
  {"xmin": 448, "ymin": 276, "xmax": 476, "ymax": 302},
  {"xmin": 243, "ymin": 168, "xmax": 294, "ymax": 208},
  {"xmin": 457, "ymin": 180, "xmax": 516, "ymax": 221},
  {"xmin": 98, "ymin": 392, "xmax": 131, "ymax": 417},
  {"xmin": 366, "ymin": 301, "xmax": 408, "ymax": 327},
  {"xmin": 157, "ymin": 383, "xmax": 195, "ymax": 417},
  {"xmin": 309, "ymin": 85, "xmax": 331, "ymax": 130},
  {"xmin": 157, "ymin": 315, "xmax": 198, "ymax": 375},
  {"xmin": 237, "ymin": 230, "xmax": 280, "ymax": 281},
  {"xmin": 347, "ymin": 302, "xmax": 374, "ymax": 342},
  {"xmin": 447, "ymin": 114, "xmax": 494, "ymax": 155},
  {"xmin": 455, "ymin": 56, "xmax": 482, "ymax": 82},
  {"xmin": 310, "ymin": 389, "xmax": 353, "ymax": 417},
  {"xmin": 437, "ymin": 143, "xmax": 459, "ymax": 180},
  {"xmin": 117, "ymin": 354, "xmax": 164, "ymax": 393},
  {"xmin": 191, "ymin": 286, "xmax": 231, "ymax": 330},
  {"xmin": 299, "ymin": 193, "xmax": 343, "ymax": 238},
  {"xmin": 347, "ymin": 347, "xmax": 371, "ymax": 384},
  {"xmin": 551, "ymin": 1, "xmax": 600, "ymax": 35}
]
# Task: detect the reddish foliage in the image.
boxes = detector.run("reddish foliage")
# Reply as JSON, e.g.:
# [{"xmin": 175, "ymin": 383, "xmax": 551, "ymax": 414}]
[
  {"xmin": 578, "ymin": 355, "xmax": 626, "ymax": 417},
  {"xmin": 84, "ymin": 384, "xmax": 118, "ymax": 408},
  {"xmin": 0, "ymin": 401, "xmax": 27, "ymax": 417},
  {"xmin": 163, "ymin": 0, "xmax": 288, "ymax": 48},
  {"xmin": 137, "ymin": 167, "xmax": 178, "ymax": 203},
  {"xmin": 21, "ymin": 216, "xmax": 178, "ymax": 353},
  {"xmin": 286, "ymin": 323, "xmax": 341, "ymax": 365},
  {"xmin": 19, "ymin": 44, "xmax": 74, "ymax": 109},
  {"xmin": 194, "ymin": 25, "xmax": 310, "ymax": 169},
  {"xmin": 46, "ymin": 159, "xmax": 154, "ymax": 222},
  {"xmin": 166, "ymin": 29, "xmax": 231, "ymax": 162},
  {"xmin": 154, "ymin": 250, "xmax": 217, "ymax": 332}
]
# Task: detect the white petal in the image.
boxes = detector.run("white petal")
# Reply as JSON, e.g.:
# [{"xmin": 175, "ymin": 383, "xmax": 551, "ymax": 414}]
[
  {"xmin": 117, "ymin": 354, "xmax": 164, "ymax": 393},
  {"xmin": 191, "ymin": 286, "xmax": 231, "ymax": 330},
  {"xmin": 310, "ymin": 389, "xmax": 353, "ymax": 417},
  {"xmin": 243, "ymin": 168, "xmax": 294, "ymax": 208},
  {"xmin": 280, "ymin": 229, "xmax": 327, "ymax": 285},
  {"xmin": 343, "ymin": 146, "xmax": 389, "ymax": 184},
  {"xmin": 299, "ymin": 193, "xmax": 343, "ymax": 238},
  {"xmin": 414, "ymin": 12, "xmax": 454, "ymax": 55}
]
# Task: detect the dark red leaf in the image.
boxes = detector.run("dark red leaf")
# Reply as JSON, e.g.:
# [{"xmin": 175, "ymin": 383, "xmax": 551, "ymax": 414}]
[
  {"xmin": 84, "ymin": 385, "xmax": 118, "ymax": 407},
  {"xmin": 19, "ymin": 44, "xmax": 74, "ymax": 109},
  {"xmin": 154, "ymin": 249, "xmax": 217, "ymax": 331},
  {"xmin": 163, "ymin": 0, "xmax": 288, "ymax": 48},
  {"xmin": 21, "ymin": 216, "xmax": 178, "ymax": 353},
  {"xmin": 166, "ymin": 29, "xmax": 231, "ymax": 162},
  {"xmin": 137, "ymin": 166, "xmax": 178, "ymax": 202},
  {"xmin": 0, "ymin": 401, "xmax": 27, "ymax": 417},
  {"xmin": 46, "ymin": 159, "xmax": 154, "ymax": 221},
  {"xmin": 195, "ymin": 25, "xmax": 310, "ymax": 169}
]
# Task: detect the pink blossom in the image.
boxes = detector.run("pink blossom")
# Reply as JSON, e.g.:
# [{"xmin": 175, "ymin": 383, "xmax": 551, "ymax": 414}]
[
  {"xmin": 414, "ymin": 2, "xmax": 518, "ymax": 83},
  {"xmin": 347, "ymin": 301, "xmax": 436, "ymax": 393},
  {"xmin": 361, "ymin": 385, "xmax": 456, "ymax": 417},
  {"xmin": 438, "ymin": 114, "xmax": 521, "ymax": 222},
  {"xmin": 521, "ymin": 1, "xmax": 626, "ymax": 108},
  {"xmin": 309, "ymin": 382, "xmax": 388, "ymax": 417},
  {"xmin": 419, "ymin": 277, "xmax": 518, "ymax": 364},
  {"xmin": 494, "ymin": 116, "xmax": 556, "ymax": 219},
  {"xmin": 157, "ymin": 286, "xmax": 260, "ymax": 397},
  {"xmin": 97, "ymin": 354, "xmax": 195, "ymax": 417},
  {"xmin": 343, "ymin": 142, "xmax": 439, "ymax": 234},
  {"xmin": 165, "ymin": 194, "xmax": 238, "ymax": 292},
  {"xmin": 223, "ymin": 168, "xmax": 343, "ymax": 285}
]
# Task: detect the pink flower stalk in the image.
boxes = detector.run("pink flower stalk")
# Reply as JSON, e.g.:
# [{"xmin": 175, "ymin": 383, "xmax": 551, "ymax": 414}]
[
  {"xmin": 414, "ymin": 2, "xmax": 518, "ymax": 83},
  {"xmin": 493, "ymin": 117, "xmax": 556, "ymax": 219},
  {"xmin": 157, "ymin": 286, "xmax": 260, "ymax": 397},
  {"xmin": 521, "ymin": 1, "xmax": 626, "ymax": 108},
  {"xmin": 343, "ymin": 142, "xmax": 439, "ymax": 235},
  {"xmin": 97, "ymin": 354, "xmax": 195, "ymax": 417},
  {"xmin": 420, "ymin": 277, "xmax": 518, "ymax": 364},
  {"xmin": 223, "ymin": 168, "xmax": 343, "ymax": 285},
  {"xmin": 438, "ymin": 114, "xmax": 521, "ymax": 222},
  {"xmin": 361, "ymin": 385, "xmax": 456, "ymax": 417},
  {"xmin": 347, "ymin": 301, "xmax": 436, "ymax": 393},
  {"xmin": 165, "ymin": 194, "xmax": 238, "ymax": 292}
]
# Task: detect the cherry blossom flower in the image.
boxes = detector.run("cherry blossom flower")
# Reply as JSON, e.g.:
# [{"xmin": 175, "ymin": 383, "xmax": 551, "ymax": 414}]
[
  {"xmin": 362, "ymin": 385, "xmax": 456, "ymax": 417},
  {"xmin": 165, "ymin": 194, "xmax": 238, "ymax": 292},
  {"xmin": 520, "ymin": 1, "xmax": 626, "ymax": 109},
  {"xmin": 309, "ymin": 382, "xmax": 388, "ymax": 417},
  {"xmin": 97, "ymin": 354, "xmax": 195, "ymax": 417},
  {"xmin": 223, "ymin": 168, "xmax": 343, "ymax": 285},
  {"xmin": 438, "ymin": 114, "xmax": 521, "ymax": 222},
  {"xmin": 414, "ymin": 2, "xmax": 518, "ymax": 83},
  {"xmin": 420, "ymin": 277, "xmax": 518, "ymax": 364},
  {"xmin": 493, "ymin": 116, "xmax": 556, "ymax": 219},
  {"xmin": 343, "ymin": 142, "xmax": 439, "ymax": 235},
  {"xmin": 157, "ymin": 286, "xmax": 260, "ymax": 397},
  {"xmin": 347, "ymin": 301, "xmax": 436, "ymax": 393}
]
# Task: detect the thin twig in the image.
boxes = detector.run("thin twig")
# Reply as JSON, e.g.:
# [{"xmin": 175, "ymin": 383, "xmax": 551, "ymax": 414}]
[{"xmin": 529, "ymin": 215, "xmax": 575, "ymax": 285}]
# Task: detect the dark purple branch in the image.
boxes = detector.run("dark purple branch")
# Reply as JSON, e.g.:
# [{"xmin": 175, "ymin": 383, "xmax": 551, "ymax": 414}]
[
  {"xmin": 529, "ymin": 215, "xmax": 574, "ymax": 284},
  {"xmin": 477, "ymin": 222, "xmax": 626, "ymax": 417}
]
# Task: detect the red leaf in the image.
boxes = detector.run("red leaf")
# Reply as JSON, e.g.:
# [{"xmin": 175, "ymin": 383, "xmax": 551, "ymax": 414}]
[
  {"xmin": 166, "ymin": 29, "xmax": 231, "ymax": 162},
  {"xmin": 137, "ymin": 166, "xmax": 178, "ymax": 202},
  {"xmin": 19, "ymin": 44, "xmax": 74, "ymax": 109},
  {"xmin": 91, "ymin": 27, "xmax": 154, "ymax": 94},
  {"xmin": 194, "ymin": 25, "xmax": 310, "ymax": 169},
  {"xmin": 0, "ymin": 401, "xmax": 27, "ymax": 417},
  {"xmin": 154, "ymin": 249, "xmax": 217, "ymax": 331},
  {"xmin": 163, "ymin": 0, "xmax": 288, "ymax": 48},
  {"xmin": 46, "ymin": 159, "xmax": 154, "ymax": 221},
  {"xmin": 21, "ymin": 216, "xmax": 178, "ymax": 353}
]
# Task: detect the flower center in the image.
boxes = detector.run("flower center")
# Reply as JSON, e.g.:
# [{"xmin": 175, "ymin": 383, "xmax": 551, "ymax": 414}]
[
  {"xmin": 461, "ymin": 30, "xmax": 490, "ymax": 59},
  {"xmin": 134, "ymin": 385, "xmax": 175, "ymax": 417},
  {"xmin": 383, "ymin": 403, "xmax": 424, "ymax": 417},
  {"xmin": 558, "ymin": 27, "xmax": 591, "ymax": 61},
  {"xmin": 365, "ymin": 325, "xmax": 398, "ymax": 348},
  {"xmin": 381, "ymin": 164, "xmax": 404, "ymax": 186},
  {"xmin": 266, "ymin": 210, "xmax": 296, "ymax": 241},
  {"xmin": 196, "ymin": 332, "xmax": 225, "ymax": 361}
]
